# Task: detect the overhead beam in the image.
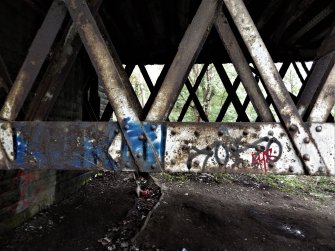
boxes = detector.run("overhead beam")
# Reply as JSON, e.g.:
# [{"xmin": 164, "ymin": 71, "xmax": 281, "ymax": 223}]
[
  {"xmin": 0, "ymin": 55, "xmax": 12, "ymax": 93},
  {"xmin": 287, "ymin": 1, "xmax": 335, "ymax": 45},
  {"xmin": 146, "ymin": 0, "xmax": 222, "ymax": 121},
  {"xmin": 0, "ymin": 0, "xmax": 67, "ymax": 121}
]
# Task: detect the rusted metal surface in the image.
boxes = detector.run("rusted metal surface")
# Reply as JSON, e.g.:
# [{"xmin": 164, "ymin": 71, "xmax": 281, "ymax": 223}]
[
  {"xmin": 0, "ymin": 122, "xmax": 119, "ymax": 170},
  {"xmin": 146, "ymin": 0, "xmax": 222, "ymax": 121},
  {"xmin": 96, "ymin": 15, "xmax": 143, "ymax": 120},
  {"xmin": 25, "ymin": 0, "xmax": 103, "ymax": 121},
  {"xmin": 64, "ymin": 0, "xmax": 161, "ymax": 172},
  {"xmin": 164, "ymin": 123, "xmax": 304, "ymax": 174},
  {"xmin": 297, "ymin": 51, "xmax": 335, "ymax": 118},
  {"xmin": 308, "ymin": 123, "xmax": 335, "ymax": 175},
  {"xmin": 223, "ymin": 0, "xmax": 327, "ymax": 175},
  {"xmin": 0, "ymin": 0, "xmax": 67, "ymax": 121},
  {"xmin": 308, "ymin": 64, "xmax": 335, "ymax": 122},
  {"xmin": 1, "ymin": 122, "xmax": 333, "ymax": 175},
  {"xmin": 215, "ymin": 11, "xmax": 274, "ymax": 122}
]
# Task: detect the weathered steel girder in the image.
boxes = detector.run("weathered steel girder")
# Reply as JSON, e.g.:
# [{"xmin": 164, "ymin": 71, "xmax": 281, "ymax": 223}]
[
  {"xmin": 0, "ymin": 0, "xmax": 334, "ymax": 175},
  {"xmin": 0, "ymin": 122, "xmax": 333, "ymax": 176}
]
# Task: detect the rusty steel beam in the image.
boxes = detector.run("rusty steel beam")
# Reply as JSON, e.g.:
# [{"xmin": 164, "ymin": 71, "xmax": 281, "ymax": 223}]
[
  {"xmin": 1, "ymin": 121, "xmax": 333, "ymax": 175},
  {"xmin": 287, "ymin": 1, "xmax": 335, "ymax": 45},
  {"xmin": 223, "ymin": 0, "xmax": 327, "ymax": 175},
  {"xmin": 297, "ymin": 52, "xmax": 335, "ymax": 118},
  {"xmin": 64, "ymin": 0, "xmax": 162, "ymax": 172},
  {"xmin": 96, "ymin": 15, "xmax": 143, "ymax": 120},
  {"xmin": 146, "ymin": 0, "xmax": 222, "ymax": 121},
  {"xmin": 308, "ymin": 64, "xmax": 335, "ymax": 122},
  {"xmin": 25, "ymin": 0, "xmax": 103, "ymax": 121},
  {"xmin": 215, "ymin": 11, "xmax": 274, "ymax": 122},
  {"xmin": 0, "ymin": 0, "xmax": 67, "ymax": 121}
]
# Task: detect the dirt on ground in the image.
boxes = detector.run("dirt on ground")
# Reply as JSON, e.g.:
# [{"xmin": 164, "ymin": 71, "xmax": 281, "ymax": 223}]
[{"xmin": 0, "ymin": 171, "xmax": 334, "ymax": 251}]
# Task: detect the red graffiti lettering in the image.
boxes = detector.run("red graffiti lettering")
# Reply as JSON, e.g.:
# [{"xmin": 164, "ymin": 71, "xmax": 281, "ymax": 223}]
[{"xmin": 251, "ymin": 148, "xmax": 278, "ymax": 174}]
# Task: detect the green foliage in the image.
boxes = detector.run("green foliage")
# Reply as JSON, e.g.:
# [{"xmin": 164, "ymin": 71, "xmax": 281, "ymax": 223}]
[{"xmin": 129, "ymin": 63, "xmax": 306, "ymax": 122}]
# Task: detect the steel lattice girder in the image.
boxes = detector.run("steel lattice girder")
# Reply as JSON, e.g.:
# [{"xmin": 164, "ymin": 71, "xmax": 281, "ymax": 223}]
[{"xmin": 0, "ymin": 122, "xmax": 333, "ymax": 175}]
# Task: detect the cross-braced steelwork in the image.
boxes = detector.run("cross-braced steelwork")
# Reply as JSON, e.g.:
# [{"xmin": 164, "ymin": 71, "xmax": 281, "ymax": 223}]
[{"xmin": 0, "ymin": 0, "xmax": 334, "ymax": 175}]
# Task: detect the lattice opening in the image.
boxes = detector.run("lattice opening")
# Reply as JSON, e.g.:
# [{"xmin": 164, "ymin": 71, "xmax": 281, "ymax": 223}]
[
  {"xmin": 129, "ymin": 66, "xmax": 151, "ymax": 108},
  {"xmin": 223, "ymin": 103, "xmax": 238, "ymax": 122}
]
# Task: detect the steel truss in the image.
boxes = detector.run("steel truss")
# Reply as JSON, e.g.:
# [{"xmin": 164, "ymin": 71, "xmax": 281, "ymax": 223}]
[{"xmin": 0, "ymin": 0, "xmax": 334, "ymax": 175}]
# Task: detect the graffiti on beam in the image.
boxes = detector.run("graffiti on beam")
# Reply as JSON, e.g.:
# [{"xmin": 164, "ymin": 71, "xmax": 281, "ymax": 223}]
[{"xmin": 186, "ymin": 135, "xmax": 282, "ymax": 173}]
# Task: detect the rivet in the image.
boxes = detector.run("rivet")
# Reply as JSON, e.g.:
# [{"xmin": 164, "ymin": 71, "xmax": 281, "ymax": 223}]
[
  {"xmin": 136, "ymin": 153, "xmax": 142, "ymax": 158},
  {"xmin": 243, "ymin": 130, "xmax": 249, "ymax": 136},
  {"xmin": 231, "ymin": 145, "xmax": 237, "ymax": 152},
  {"xmin": 150, "ymin": 125, "xmax": 157, "ymax": 131},
  {"xmin": 206, "ymin": 145, "xmax": 212, "ymax": 151},
  {"xmin": 171, "ymin": 130, "xmax": 176, "ymax": 135},
  {"xmin": 125, "ymin": 162, "xmax": 131, "ymax": 168},
  {"xmin": 315, "ymin": 126, "xmax": 322, "ymax": 132},
  {"xmin": 302, "ymin": 154, "xmax": 310, "ymax": 161},
  {"xmin": 289, "ymin": 166, "xmax": 294, "ymax": 173},
  {"xmin": 193, "ymin": 160, "xmax": 200, "ymax": 167},
  {"xmin": 115, "ymin": 128, "xmax": 119, "ymax": 134},
  {"xmin": 218, "ymin": 130, "xmax": 224, "ymax": 136},
  {"xmin": 303, "ymin": 137, "xmax": 310, "ymax": 143},
  {"xmin": 194, "ymin": 131, "xmax": 200, "ymax": 137},
  {"xmin": 124, "ymin": 125, "xmax": 130, "ymax": 130},
  {"xmin": 171, "ymin": 159, "xmax": 176, "ymax": 165},
  {"xmin": 138, "ymin": 134, "xmax": 145, "ymax": 141},
  {"xmin": 268, "ymin": 130, "xmax": 274, "ymax": 136},
  {"xmin": 319, "ymin": 166, "xmax": 325, "ymax": 173},
  {"xmin": 289, "ymin": 124, "xmax": 298, "ymax": 132},
  {"xmin": 182, "ymin": 145, "xmax": 189, "ymax": 151},
  {"xmin": 151, "ymin": 164, "xmax": 157, "ymax": 169}
]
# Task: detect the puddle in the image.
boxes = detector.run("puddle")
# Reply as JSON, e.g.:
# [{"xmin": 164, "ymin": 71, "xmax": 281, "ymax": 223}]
[{"xmin": 279, "ymin": 224, "xmax": 306, "ymax": 239}]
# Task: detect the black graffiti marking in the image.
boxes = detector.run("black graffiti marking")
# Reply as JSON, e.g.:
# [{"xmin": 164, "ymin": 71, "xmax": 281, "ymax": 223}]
[{"xmin": 186, "ymin": 136, "xmax": 282, "ymax": 171}]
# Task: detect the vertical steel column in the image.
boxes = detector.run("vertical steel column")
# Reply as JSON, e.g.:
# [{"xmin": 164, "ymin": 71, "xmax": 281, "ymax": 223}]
[
  {"xmin": 64, "ymin": 0, "xmax": 162, "ymax": 172},
  {"xmin": 215, "ymin": 11, "xmax": 274, "ymax": 122},
  {"xmin": 223, "ymin": 0, "xmax": 326, "ymax": 174},
  {"xmin": 308, "ymin": 64, "xmax": 335, "ymax": 122},
  {"xmin": 0, "ymin": 0, "xmax": 67, "ymax": 121},
  {"xmin": 146, "ymin": 0, "xmax": 221, "ymax": 121}
]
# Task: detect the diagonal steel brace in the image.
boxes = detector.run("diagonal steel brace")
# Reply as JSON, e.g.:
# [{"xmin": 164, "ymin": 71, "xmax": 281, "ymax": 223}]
[
  {"xmin": 64, "ymin": 0, "xmax": 162, "ymax": 172},
  {"xmin": 223, "ymin": 0, "xmax": 328, "ymax": 175}
]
